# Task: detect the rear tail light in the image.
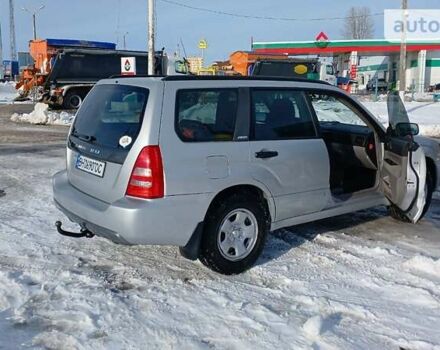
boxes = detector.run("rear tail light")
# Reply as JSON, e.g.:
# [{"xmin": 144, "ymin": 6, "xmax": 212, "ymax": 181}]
[{"xmin": 126, "ymin": 146, "xmax": 164, "ymax": 199}]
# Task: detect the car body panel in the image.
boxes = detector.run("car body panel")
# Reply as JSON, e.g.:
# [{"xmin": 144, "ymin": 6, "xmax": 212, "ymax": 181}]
[
  {"xmin": 54, "ymin": 170, "xmax": 211, "ymax": 245},
  {"xmin": 249, "ymin": 138, "xmax": 330, "ymax": 221}
]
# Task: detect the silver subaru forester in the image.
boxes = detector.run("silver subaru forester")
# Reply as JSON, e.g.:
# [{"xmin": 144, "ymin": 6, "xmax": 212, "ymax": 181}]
[{"xmin": 53, "ymin": 76, "xmax": 440, "ymax": 274}]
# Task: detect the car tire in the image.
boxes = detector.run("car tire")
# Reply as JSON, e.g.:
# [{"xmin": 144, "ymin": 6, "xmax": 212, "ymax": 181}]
[
  {"xmin": 63, "ymin": 89, "xmax": 84, "ymax": 109},
  {"xmin": 198, "ymin": 193, "xmax": 269, "ymax": 275},
  {"xmin": 389, "ymin": 166, "xmax": 434, "ymax": 222}
]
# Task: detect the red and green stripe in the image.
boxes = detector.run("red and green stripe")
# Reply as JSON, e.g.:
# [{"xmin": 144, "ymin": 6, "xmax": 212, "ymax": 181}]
[{"xmin": 252, "ymin": 39, "xmax": 440, "ymax": 54}]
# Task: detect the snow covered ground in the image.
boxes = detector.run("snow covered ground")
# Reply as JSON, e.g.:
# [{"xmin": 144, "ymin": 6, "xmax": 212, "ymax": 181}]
[
  {"xmin": 312, "ymin": 98, "xmax": 440, "ymax": 138},
  {"xmin": 361, "ymin": 101, "xmax": 440, "ymax": 138},
  {"xmin": 0, "ymin": 143, "xmax": 439, "ymax": 349},
  {"xmin": 0, "ymin": 82, "xmax": 19, "ymax": 104}
]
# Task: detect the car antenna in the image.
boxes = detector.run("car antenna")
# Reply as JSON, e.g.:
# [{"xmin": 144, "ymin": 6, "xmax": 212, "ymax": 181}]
[{"xmin": 179, "ymin": 37, "xmax": 188, "ymax": 59}]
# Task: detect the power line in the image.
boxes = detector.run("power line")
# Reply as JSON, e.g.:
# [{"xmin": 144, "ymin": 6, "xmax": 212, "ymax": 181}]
[{"xmin": 159, "ymin": 0, "xmax": 384, "ymax": 22}]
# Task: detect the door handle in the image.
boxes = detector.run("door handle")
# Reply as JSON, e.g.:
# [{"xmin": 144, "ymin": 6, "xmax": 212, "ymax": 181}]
[{"xmin": 255, "ymin": 150, "xmax": 278, "ymax": 159}]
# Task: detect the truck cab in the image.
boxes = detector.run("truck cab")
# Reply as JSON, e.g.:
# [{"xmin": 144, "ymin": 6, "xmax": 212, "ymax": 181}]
[{"xmin": 319, "ymin": 62, "xmax": 337, "ymax": 86}]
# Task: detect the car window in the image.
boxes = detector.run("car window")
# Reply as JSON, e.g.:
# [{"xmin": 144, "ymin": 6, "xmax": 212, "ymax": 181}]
[
  {"xmin": 308, "ymin": 93, "xmax": 367, "ymax": 127},
  {"xmin": 176, "ymin": 89, "xmax": 238, "ymax": 142},
  {"xmin": 72, "ymin": 84, "xmax": 148, "ymax": 149},
  {"xmin": 251, "ymin": 89, "xmax": 317, "ymax": 140},
  {"xmin": 326, "ymin": 65, "xmax": 334, "ymax": 75}
]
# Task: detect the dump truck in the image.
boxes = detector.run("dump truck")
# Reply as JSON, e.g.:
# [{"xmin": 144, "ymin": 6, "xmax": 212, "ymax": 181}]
[
  {"xmin": 16, "ymin": 39, "xmax": 188, "ymax": 109},
  {"xmin": 228, "ymin": 51, "xmax": 290, "ymax": 76}
]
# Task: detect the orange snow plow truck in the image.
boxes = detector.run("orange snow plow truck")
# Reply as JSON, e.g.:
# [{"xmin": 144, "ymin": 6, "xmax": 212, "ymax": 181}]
[{"xmin": 16, "ymin": 39, "xmax": 118, "ymax": 108}]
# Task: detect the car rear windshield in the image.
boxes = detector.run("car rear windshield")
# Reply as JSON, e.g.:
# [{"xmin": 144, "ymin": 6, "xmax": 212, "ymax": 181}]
[{"xmin": 71, "ymin": 84, "xmax": 148, "ymax": 149}]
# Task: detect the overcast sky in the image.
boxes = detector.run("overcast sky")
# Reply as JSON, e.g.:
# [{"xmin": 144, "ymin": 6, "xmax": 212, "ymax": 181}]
[{"xmin": 1, "ymin": 0, "xmax": 439, "ymax": 63}]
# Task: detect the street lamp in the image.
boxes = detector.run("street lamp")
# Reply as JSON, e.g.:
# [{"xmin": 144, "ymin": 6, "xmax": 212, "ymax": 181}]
[{"xmin": 22, "ymin": 5, "xmax": 45, "ymax": 40}]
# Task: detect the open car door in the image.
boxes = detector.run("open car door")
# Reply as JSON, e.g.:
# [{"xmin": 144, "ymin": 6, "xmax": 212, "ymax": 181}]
[{"xmin": 381, "ymin": 92, "xmax": 427, "ymax": 223}]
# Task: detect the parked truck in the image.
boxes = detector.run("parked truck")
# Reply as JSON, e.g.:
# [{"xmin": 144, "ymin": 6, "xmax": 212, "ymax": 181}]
[
  {"xmin": 16, "ymin": 39, "xmax": 188, "ymax": 109},
  {"xmin": 250, "ymin": 58, "xmax": 337, "ymax": 85}
]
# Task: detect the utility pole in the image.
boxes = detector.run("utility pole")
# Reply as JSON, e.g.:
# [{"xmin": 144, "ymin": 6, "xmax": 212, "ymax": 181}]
[
  {"xmin": 33, "ymin": 13, "xmax": 36, "ymax": 39},
  {"xmin": 22, "ymin": 5, "xmax": 45, "ymax": 41},
  {"xmin": 148, "ymin": 0, "xmax": 155, "ymax": 75},
  {"xmin": 0, "ymin": 23, "xmax": 3, "ymax": 79},
  {"xmin": 9, "ymin": 0, "xmax": 17, "ymax": 60},
  {"xmin": 399, "ymin": 0, "xmax": 408, "ymax": 96}
]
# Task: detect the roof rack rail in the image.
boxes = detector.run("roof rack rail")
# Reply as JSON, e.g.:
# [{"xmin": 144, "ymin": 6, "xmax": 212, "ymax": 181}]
[
  {"xmin": 108, "ymin": 74, "xmax": 165, "ymax": 79},
  {"xmin": 161, "ymin": 75, "xmax": 331, "ymax": 85},
  {"xmin": 107, "ymin": 74, "xmax": 331, "ymax": 85}
]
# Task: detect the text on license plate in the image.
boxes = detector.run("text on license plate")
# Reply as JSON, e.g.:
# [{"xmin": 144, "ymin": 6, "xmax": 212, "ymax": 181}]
[{"xmin": 76, "ymin": 154, "xmax": 106, "ymax": 177}]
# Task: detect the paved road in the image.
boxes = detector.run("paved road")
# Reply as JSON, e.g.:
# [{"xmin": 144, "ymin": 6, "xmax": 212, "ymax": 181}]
[{"xmin": 0, "ymin": 104, "xmax": 69, "ymax": 145}]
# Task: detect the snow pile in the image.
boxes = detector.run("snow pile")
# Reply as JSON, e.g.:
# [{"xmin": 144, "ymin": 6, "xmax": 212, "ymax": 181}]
[
  {"xmin": 10, "ymin": 103, "xmax": 74, "ymax": 126},
  {"xmin": 303, "ymin": 315, "xmax": 324, "ymax": 337},
  {"xmin": 0, "ymin": 81, "xmax": 18, "ymax": 104},
  {"xmin": 355, "ymin": 94, "xmax": 388, "ymax": 102},
  {"xmin": 361, "ymin": 101, "xmax": 440, "ymax": 138},
  {"xmin": 403, "ymin": 255, "xmax": 440, "ymax": 276},
  {"xmin": 356, "ymin": 93, "xmax": 435, "ymax": 103},
  {"xmin": 407, "ymin": 92, "xmax": 434, "ymax": 102}
]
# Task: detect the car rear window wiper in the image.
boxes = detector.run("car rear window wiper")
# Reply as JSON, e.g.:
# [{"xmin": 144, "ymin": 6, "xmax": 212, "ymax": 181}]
[{"xmin": 72, "ymin": 130, "xmax": 96, "ymax": 142}]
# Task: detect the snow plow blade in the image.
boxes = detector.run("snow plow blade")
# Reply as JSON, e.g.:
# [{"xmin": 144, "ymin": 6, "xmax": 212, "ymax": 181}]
[{"xmin": 55, "ymin": 221, "xmax": 95, "ymax": 238}]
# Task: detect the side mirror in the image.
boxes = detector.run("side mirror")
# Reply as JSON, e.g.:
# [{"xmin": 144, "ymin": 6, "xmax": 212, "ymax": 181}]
[{"xmin": 394, "ymin": 122, "xmax": 419, "ymax": 137}]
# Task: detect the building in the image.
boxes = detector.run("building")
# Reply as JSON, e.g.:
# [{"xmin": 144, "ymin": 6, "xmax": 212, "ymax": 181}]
[
  {"xmin": 186, "ymin": 56, "xmax": 204, "ymax": 75},
  {"xmin": 252, "ymin": 39, "xmax": 440, "ymax": 92}
]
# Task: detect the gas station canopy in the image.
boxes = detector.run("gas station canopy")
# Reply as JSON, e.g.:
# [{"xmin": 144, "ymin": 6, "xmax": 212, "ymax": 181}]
[{"xmin": 252, "ymin": 39, "xmax": 440, "ymax": 57}]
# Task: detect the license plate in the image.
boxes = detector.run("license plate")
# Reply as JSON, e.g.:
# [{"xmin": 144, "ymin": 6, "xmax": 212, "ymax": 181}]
[{"xmin": 75, "ymin": 154, "xmax": 106, "ymax": 178}]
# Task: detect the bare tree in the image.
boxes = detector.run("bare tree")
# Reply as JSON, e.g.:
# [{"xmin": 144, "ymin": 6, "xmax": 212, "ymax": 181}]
[{"xmin": 342, "ymin": 7, "xmax": 374, "ymax": 39}]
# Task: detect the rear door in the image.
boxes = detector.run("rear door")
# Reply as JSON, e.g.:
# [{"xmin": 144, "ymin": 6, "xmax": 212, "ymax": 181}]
[
  {"xmin": 159, "ymin": 83, "xmax": 250, "ymax": 197},
  {"xmin": 381, "ymin": 92, "xmax": 427, "ymax": 222},
  {"xmin": 249, "ymin": 88, "xmax": 330, "ymax": 221},
  {"xmin": 67, "ymin": 81, "xmax": 159, "ymax": 203}
]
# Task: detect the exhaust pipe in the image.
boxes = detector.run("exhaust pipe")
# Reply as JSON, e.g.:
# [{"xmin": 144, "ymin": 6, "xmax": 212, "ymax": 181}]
[{"xmin": 55, "ymin": 221, "xmax": 95, "ymax": 238}]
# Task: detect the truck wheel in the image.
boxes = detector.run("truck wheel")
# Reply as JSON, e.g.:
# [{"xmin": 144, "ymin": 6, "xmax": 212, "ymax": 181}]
[
  {"xmin": 63, "ymin": 90, "xmax": 84, "ymax": 109},
  {"xmin": 389, "ymin": 167, "xmax": 434, "ymax": 222},
  {"xmin": 199, "ymin": 193, "xmax": 269, "ymax": 275}
]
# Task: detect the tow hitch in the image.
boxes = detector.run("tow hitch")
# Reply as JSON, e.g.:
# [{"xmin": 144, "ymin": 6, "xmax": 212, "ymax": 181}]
[{"xmin": 55, "ymin": 221, "xmax": 95, "ymax": 238}]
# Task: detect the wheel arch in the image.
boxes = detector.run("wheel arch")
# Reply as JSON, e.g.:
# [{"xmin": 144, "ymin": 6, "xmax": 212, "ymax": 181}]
[
  {"xmin": 205, "ymin": 183, "xmax": 275, "ymax": 224},
  {"xmin": 179, "ymin": 183, "xmax": 275, "ymax": 261},
  {"xmin": 61, "ymin": 84, "xmax": 93, "ymax": 97}
]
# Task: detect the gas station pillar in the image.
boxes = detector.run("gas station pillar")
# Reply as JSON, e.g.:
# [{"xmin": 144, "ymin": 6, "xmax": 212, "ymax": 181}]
[{"xmin": 417, "ymin": 50, "xmax": 427, "ymax": 93}]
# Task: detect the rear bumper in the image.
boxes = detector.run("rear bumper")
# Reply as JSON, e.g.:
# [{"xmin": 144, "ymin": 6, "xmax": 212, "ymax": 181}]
[{"xmin": 52, "ymin": 170, "xmax": 211, "ymax": 246}]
